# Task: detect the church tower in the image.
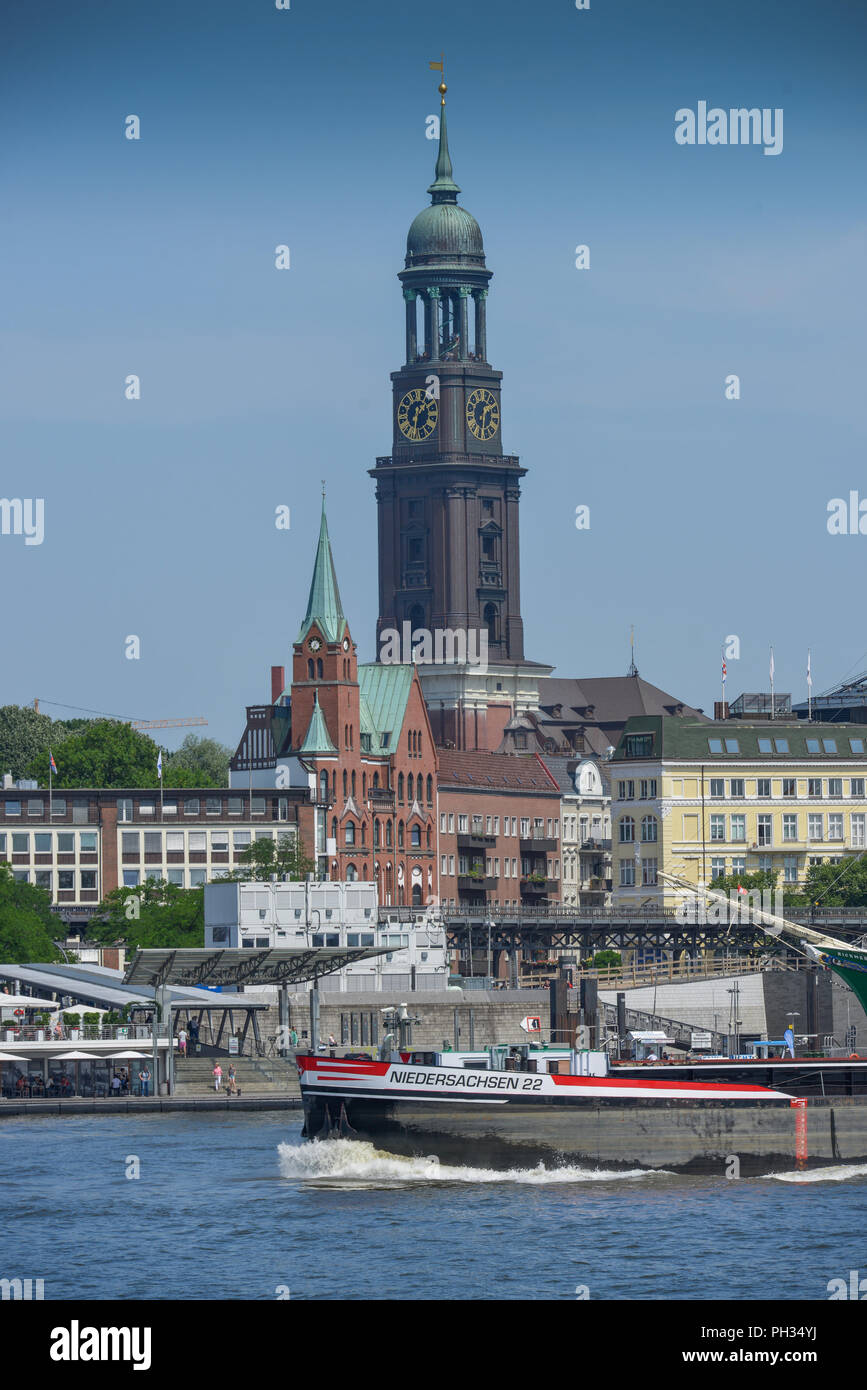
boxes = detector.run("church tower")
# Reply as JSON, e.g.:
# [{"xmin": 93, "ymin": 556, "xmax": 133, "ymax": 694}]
[{"xmin": 370, "ymin": 79, "xmax": 550, "ymax": 750}]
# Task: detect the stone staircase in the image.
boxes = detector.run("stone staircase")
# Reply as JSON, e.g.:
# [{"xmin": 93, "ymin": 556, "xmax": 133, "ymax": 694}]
[{"xmin": 172, "ymin": 1053, "xmax": 300, "ymax": 1098}]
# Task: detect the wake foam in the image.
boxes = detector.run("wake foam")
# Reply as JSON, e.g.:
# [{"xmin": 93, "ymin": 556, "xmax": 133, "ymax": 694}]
[
  {"xmin": 277, "ymin": 1138, "xmax": 662, "ymax": 1184},
  {"xmin": 762, "ymin": 1162, "xmax": 867, "ymax": 1184}
]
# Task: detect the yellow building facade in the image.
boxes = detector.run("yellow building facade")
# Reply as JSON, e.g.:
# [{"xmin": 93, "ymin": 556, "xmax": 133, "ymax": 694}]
[{"xmin": 610, "ymin": 717, "xmax": 867, "ymax": 908}]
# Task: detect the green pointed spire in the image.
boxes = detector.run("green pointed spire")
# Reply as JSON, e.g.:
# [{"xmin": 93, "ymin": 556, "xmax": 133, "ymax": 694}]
[
  {"xmin": 296, "ymin": 489, "xmax": 347, "ymax": 645},
  {"xmin": 427, "ymin": 84, "xmax": 460, "ymax": 204},
  {"xmin": 299, "ymin": 691, "xmax": 336, "ymax": 755}
]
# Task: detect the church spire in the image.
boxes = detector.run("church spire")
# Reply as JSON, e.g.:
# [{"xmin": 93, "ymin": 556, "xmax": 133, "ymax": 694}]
[
  {"xmin": 428, "ymin": 81, "xmax": 461, "ymax": 204},
  {"xmin": 296, "ymin": 489, "xmax": 347, "ymax": 645}
]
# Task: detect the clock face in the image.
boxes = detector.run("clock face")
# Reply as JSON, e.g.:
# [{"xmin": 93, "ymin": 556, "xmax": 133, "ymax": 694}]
[
  {"xmin": 309, "ymin": 638, "xmax": 321, "ymax": 652},
  {"xmin": 342, "ymin": 638, "xmax": 350, "ymax": 651},
  {"xmin": 466, "ymin": 388, "xmax": 499, "ymax": 441},
  {"xmin": 397, "ymin": 388, "xmax": 438, "ymax": 442}
]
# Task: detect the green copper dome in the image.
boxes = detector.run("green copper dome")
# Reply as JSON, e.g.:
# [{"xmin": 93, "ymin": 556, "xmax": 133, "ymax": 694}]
[
  {"xmin": 405, "ymin": 92, "xmax": 485, "ymax": 267},
  {"xmin": 407, "ymin": 202, "xmax": 484, "ymax": 260}
]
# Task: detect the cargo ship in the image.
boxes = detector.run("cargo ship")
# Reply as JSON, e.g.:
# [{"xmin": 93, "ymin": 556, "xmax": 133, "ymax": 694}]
[{"xmin": 297, "ymin": 877, "xmax": 867, "ymax": 1175}]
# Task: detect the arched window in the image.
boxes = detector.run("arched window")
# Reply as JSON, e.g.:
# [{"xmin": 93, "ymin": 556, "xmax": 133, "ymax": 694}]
[
  {"xmin": 349, "ymin": 725, "xmax": 353, "ymax": 749},
  {"xmin": 426, "ymin": 774, "xmax": 433, "ymax": 804},
  {"xmin": 346, "ymin": 864, "xmax": 358, "ymax": 881},
  {"xmin": 331, "ymin": 817, "xmax": 338, "ymax": 841},
  {"xmin": 409, "ymin": 603, "xmax": 425, "ymax": 635},
  {"xmin": 406, "ymin": 773, "xmax": 413, "ymax": 802},
  {"xmin": 374, "ymin": 820, "xmax": 380, "ymax": 848},
  {"xmin": 361, "ymin": 821, "xmax": 366, "ymax": 846},
  {"xmin": 351, "ymin": 771, "xmax": 356, "ymax": 797},
  {"xmin": 363, "ymin": 862, "xmax": 368, "ymax": 880},
  {"xmin": 319, "ymin": 771, "xmax": 328, "ymax": 803},
  {"xmin": 373, "ymin": 771, "xmax": 379, "ymax": 789},
  {"xmin": 398, "ymin": 820, "xmax": 404, "ymax": 848},
  {"xmin": 412, "ymin": 883, "xmax": 422, "ymax": 906},
  {"xmin": 398, "ymin": 773, "xmax": 404, "ymax": 802},
  {"xmin": 407, "ymin": 730, "xmax": 412, "ymax": 755},
  {"xmin": 385, "ymin": 820, "xmax": 392, "ymax": 848},
  {"xmin": 362, "ymin": 772, "xmax": 367, "ymax": 798},
  {"xmin": 619, "ymin": 816, "xmax": 635, "ymax": 844},
  {"xmin": 426, "ymin": 827, "xmax": 431, "ymax": 848},
  {"xmin": 411, "ymin": 824, "xmax": 421, "ymax": 848},
  {"xmin": 343, "ymin": 770, "xmax": 348, "ymax": 798},
  {"xmin": 641, "ymin": 816, "xmax": 658, "ymax": 843},
  {"xmin": 345, "ymin": 821, "xmax": 355, "ymax": 846},
  {"xmin": 307, "ymin": 659, "xmax": 314, "ymax": 679},
  {"xmin": 484, "ymin": 603, "xmax": 498, "ymax": 644},
  {"xmin": 317, "ymin": 658, "xmax": 323, "ymax": 679},
  {"xmin": 331, "ymin": 771, "xmax": 336, "ymax": 800}
]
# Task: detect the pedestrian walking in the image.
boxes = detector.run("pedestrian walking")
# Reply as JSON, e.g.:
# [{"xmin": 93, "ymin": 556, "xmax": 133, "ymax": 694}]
[
  {"xmin": 226, "ymin": 1064, "xmax": 237, "ymax": 1095},
  {"xmin": 213, "ymin": 1063, "xmax": 222, "ymax": 1092},
  {"xmin": 138, "ymin": 1067, "xmax": 150, "ymax": 1097},
  {"xmin": 178, "ymin": 1027, "xmax": 187, "ymax": 1058},
  {"xmin": 289, "ymin": 1027, "xmax": 298, "ymax": 1048}
]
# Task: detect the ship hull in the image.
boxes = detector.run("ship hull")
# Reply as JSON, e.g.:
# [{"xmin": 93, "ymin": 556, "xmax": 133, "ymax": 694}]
[{"xmin": 296, "ymin": 1057, "xmax": 867, "ymax": 1175}]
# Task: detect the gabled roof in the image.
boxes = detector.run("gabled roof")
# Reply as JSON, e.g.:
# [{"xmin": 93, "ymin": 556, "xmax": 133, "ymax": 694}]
[
  {"xmin": 438, "ymin": 750, "xmax": 561, "ymax": 794},
  {"xmin": 298, "ymin": 693, "xmax": 336, "ymax": 754},
  {"xmin": 296, "ymin": 498, "xmax": 347, "ymax": 646},
  {"xmin": 358, "ymin": 664, "xmax": 415, "ymax": 749}
]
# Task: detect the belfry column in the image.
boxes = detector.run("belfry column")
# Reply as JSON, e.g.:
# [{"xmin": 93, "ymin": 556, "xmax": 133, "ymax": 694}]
[
  {"xmin": 474, "ymin": 289, "xmax": 488, "ymax": 361},
  {"xmin": 458, "ymin": 287, "xmax": 470, "ymax": 360},
  {"xmin": 403, "ymin": 289, "xmax": 417, "ymax": 362},
  {"xmin": 429, "ymin": 287, "xmax": 441, "ymax": 361}
]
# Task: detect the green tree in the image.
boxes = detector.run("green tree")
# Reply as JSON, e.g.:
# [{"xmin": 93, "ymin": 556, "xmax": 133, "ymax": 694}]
[
  {"xmin": 587, "ymin": 950, "xmax": 621, "ymax": 969},
  {"xmin": 786, "ymin": 857, "xmax": 867, "ymax": 909},
  {"xmin": 90, "ymin": 880, "xmax": 204, "ymax": 950},
  {"xmin": 216, "ymin": 834, "xmax": 314, "ymax": 882},
  {"xmin": 0, "ymin": 863, "xmax": 63, "ymax": 962},
  {"xmin": 164, "ymin": 735, "xmax": 231, "ymax": 787},
  {"xmin": 23, "ymin": 720, "xmax": 163, "ymax": 789},
  {"xmin": 0, "ymin": 705, "xmax": 71, "ymax": 781}
]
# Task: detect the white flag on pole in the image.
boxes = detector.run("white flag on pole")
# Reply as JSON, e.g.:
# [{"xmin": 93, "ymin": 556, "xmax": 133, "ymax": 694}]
[
  {"xmin": 769, "ymin": 647, "xmax": 775, "ymax": 683},
  {"xmin": 157, "ymin": 751, "xmax": 163, "ymax": 781},
  {"xmin": 807, "ymin": 649, "xmax": 812, "ymax": 692}
]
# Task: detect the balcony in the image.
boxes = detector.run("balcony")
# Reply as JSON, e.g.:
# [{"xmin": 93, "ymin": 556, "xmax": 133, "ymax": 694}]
[
  {"xmin": 580, "ymin": 836, "xmax": 611, "ymax": 851},
  {"xmin": 368, "ymin": 788, "xmax": 395, "ymax": 812},
  {"xmin": 520, "ymin": 876, "xmax": 557, "ymax": 896},
  {"xmin": 457, "ymin": 832, "xmax": 496, "ymax": 850},
  {"xmin": 458, "ymin": 874, "xmax": 498, "ymax": 892},
  {"xmin": 520, "ymin": 835, "xmax": 557, "ymax": 854}
]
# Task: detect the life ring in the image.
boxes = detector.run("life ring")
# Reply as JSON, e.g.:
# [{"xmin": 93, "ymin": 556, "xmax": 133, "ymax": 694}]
[{"xmin": 849, "ymin": 1053, "xmax": 860, "ymax": 1060}]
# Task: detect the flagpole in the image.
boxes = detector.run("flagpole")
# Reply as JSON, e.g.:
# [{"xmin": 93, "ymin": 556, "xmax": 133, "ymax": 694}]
[
  {"xmin": 769, "ymin": 645, "xmax": 775, "ymax": 721},
  {"xmin": 807, "ymin": 648, "xmax": 813, "ymax": 722},
  {"xmin": 49, "ymin": 751, "xmax": 53, "ymax": 822}
]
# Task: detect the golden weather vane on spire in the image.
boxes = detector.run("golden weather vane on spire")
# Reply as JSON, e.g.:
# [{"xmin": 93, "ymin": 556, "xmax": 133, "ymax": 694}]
[{"xmin": 429, "ymin": 53, "xmax": 446, "ymax": 103}]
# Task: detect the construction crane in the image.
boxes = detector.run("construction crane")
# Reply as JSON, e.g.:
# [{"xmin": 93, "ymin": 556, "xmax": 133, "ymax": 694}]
[
  {"xmin": 33, "ymin": 700, "xmax": 207, "ymax": 730},
  {"xmin": 129, "ymin": 717, "xmax": 208, "ymax": 731}
]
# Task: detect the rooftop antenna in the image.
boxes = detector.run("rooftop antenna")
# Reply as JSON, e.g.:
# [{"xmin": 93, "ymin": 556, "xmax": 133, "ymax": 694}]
[{"xmin": 627, "ymin": 625, "xmax": 638, "ymax": 678}]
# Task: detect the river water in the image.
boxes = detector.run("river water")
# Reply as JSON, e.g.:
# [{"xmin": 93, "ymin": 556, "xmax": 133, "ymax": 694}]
[{"xmin": 1, "ymin": 1112, "xmax": 865, "ymax": 1301}]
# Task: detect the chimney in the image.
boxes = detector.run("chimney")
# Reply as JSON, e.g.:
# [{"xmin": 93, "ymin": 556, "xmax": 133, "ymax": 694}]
[{"xmin": 271, "ymin": 666, "xmax": 285, "ymax": 704}]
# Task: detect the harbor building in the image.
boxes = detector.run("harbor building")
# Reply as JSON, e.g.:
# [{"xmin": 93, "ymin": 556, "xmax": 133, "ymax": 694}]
[
  {"xmin": 540, "ymin": 755, "xmax": 613, "ymax": 907},
  {"xmin": 204, "ymin": 878, "xmax": 449, "ymax": 992},
  {"xmin": 0, "ymin": 780, "xmax": 304, "ymax": 929},
  {"xmin": 610, "ymin": 716, "xmax": 867, "ymax": 907},
  {"xmin": 436, "ymin": 750, "xmax": 563, "ymax": 909}
]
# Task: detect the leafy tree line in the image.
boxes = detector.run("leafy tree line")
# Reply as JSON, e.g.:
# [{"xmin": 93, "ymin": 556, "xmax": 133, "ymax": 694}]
[{"xmin": 0, "ymin": 706, "xmax": 232, "ymax": 788}]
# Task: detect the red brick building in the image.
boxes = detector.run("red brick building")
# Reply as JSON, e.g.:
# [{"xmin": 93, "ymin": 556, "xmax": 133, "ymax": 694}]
[
  {"xmin": 435, "ymin": 750, "xmax": 563, "ymax": 909},
  {"xmin": 233, "ymin": 502, "xmax": 439, "ymax": 907}
]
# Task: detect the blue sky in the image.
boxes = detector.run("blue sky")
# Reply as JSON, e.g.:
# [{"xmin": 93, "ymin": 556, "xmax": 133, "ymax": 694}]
[{"xmin": 2, "ymin": 0, "xmax": 865, "ymax": 746}]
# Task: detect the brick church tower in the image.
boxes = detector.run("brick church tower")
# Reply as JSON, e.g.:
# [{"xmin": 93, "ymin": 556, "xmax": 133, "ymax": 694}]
[{"xmin": 370, "ymin": 80, "xmax": 550, "ymax": 751}]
